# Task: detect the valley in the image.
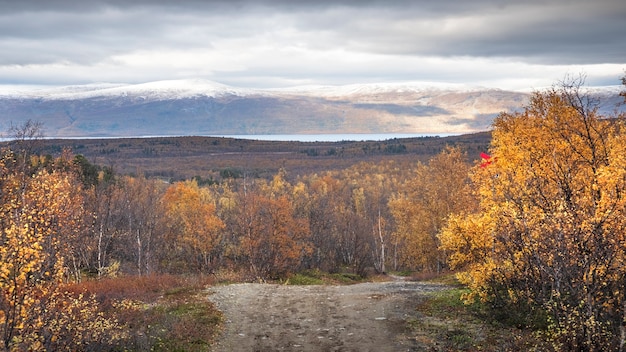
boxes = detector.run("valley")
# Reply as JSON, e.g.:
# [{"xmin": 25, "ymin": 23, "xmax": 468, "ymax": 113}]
[{"xmin": 29, "ymin": 132, "xmax": 492, "ymax": 181}]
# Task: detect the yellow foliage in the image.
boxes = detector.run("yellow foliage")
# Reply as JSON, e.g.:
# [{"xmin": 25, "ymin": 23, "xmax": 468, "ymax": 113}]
[
  {"xmin": 0, "ymin": 151, "xmax": 124, "ymax": 350},
  {"xmin": 439, "ymin": 84, "xmax": 626, "ymax": 349},
  {"xmin": 390, "ymin": 146, "xmax": 475, "ymax": 271},
  {"xmin": 162, "ymin": 180, "xmax": 225, "ymax": 271},
  {"xmin": 15, "ymin": 290, "xmax": 127, "ymax": 351}
]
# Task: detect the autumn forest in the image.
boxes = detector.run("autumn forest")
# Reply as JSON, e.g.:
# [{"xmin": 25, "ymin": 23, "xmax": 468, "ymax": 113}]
[{"xmin": 1, "ymin": 77, "xmax": 626, "ymax": 351}]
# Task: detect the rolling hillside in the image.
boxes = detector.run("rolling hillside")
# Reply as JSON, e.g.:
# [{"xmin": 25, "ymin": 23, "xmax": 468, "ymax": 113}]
[
  {"xmin": 1, "ymin": 80, "xmax": 622, "ymax": 138},
  {"xmin": 0, "ymin": 80, "xmax": 528, "ymax": 137},
  {"xmin": 7, "ymin": 133, "xmax": 491, "ymax": 181}
]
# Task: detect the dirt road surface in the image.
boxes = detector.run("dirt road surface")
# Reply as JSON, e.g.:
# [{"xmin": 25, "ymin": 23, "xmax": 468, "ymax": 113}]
[{"xmin": 208, "ymin": 279, "xmax": 446, "ymax": 352}]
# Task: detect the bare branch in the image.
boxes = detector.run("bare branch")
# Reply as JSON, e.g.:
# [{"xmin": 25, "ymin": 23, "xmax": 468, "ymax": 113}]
[{"xmin": 6, "ymin": 119, "xmax": 44, "ymax": 157}]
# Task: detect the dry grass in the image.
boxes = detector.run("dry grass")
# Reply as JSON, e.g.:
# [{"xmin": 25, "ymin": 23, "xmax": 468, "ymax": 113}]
[
  {"xmin": 66, "ymin": 274, "xmax": 195, "ymax": 302},
  {"xmin": 409, "ymin": 280, "xmax": 549, "ymax": 351},
  {"xmin": 66, "ymin": 274, "xmax": 222, "ymax": 352}
]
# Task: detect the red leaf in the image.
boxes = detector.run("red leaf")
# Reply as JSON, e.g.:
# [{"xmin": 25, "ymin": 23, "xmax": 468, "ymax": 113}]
[{"xmin": 480, "ymin": 152, "xmax": 494, "ymax": 168}]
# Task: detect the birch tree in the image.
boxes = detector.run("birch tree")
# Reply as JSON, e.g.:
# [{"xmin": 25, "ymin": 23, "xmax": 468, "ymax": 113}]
[{"xmin": 440, "ymin": 80, "xmax": 626, "ymax": 350}]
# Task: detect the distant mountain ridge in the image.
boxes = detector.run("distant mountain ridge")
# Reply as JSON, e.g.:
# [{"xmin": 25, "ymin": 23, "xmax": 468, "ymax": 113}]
[{"xmin": 0, "ymin": 79, "xmax": 622, "ymax": 138}]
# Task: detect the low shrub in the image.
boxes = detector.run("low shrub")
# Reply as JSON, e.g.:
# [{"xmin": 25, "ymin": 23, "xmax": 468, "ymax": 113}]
[
  {"xmin": 66, "ymin": 274, "xmax": 222, "ymax": 351},
  {"xmin": 287, "ymin": 272, "xmax": 324, "ymax": 285},
  {"xmin": 411, "ymin": 286, "xmax": 549, "ymax": 351}
]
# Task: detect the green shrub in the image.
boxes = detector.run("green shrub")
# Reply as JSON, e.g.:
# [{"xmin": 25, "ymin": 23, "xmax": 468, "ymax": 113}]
[{"xmin": 286, "ymin": 269, "xmax": 323, "ymax": 285}]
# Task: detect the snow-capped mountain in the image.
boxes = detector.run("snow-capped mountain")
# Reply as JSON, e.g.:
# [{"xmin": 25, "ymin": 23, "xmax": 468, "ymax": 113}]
[
  {"xmin": 0, "ymin": 79, "xmax": 256, "ymax": 100},
  {"xmin": 0, "ymin": 80, "xmax": 622, "ymax": 138},
  {"xmin": 267, "ymin": 81, "xmax": 487, "ymax": 97}
]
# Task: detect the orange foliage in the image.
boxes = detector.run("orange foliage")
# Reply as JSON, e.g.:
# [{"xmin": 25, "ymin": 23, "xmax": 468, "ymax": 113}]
[
  {"xmin": 239, "ymin": 193, "xmax": 312, "ymax": 279},
  {"xmin": 162, "ymin": 180, "xmax": 225, "ymax": 272},
  {"xmin": 440, "ymin": 83, "xmax": 626, "ymax": 350},
  {"xmin": 390, "ymin": 146, "xmax": 474, "ymax": 272}
]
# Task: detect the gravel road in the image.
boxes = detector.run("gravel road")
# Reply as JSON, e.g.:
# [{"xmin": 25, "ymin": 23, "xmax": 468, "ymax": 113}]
[{"xmin": 208, "ymin": 279, "xmax": 446, "ymax": 352}]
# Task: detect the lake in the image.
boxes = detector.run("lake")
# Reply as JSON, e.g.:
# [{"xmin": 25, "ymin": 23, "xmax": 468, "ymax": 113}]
[
  {"xmin": 0, "ymin": 133, "xmax": 459, "ymax": 143},
  {"xmin": 211, "ymin": 133, "xmax": 458, "ymax": 142}
]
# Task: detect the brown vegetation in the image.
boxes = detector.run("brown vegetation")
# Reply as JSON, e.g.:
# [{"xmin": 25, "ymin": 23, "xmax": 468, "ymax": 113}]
[
  {"xmin": 1, "ymin": 127, "xmax": 487, "ymax": 350},
  {"xmin": 67, "ymin": 274, "xmax": 222, "ymax": 351},
  {"xmin": 26, "ymin": 132, "xmax": 491, "ymax": 181},
  {"xmin": 0, "ymin": 75, "xmax": 623, "ymax": 351}
]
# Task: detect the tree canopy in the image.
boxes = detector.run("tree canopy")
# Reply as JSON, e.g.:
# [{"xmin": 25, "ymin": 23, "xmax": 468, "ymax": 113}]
[{"xmin": 440, "ymin": 81, "xmax": 626, "ymax": 350}]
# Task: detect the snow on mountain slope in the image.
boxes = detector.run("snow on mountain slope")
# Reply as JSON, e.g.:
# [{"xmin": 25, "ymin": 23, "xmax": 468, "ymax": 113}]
[
  {"xmin": 1, "ymin": 79, "xmax": 619, "ymax": 101},
  {"xmin": 267, "ymin": 81, "xmax": 489, "ymax": 97},
  {"xmin": 0, "ymin": 80, "xmax": 621, "ymax": 138},
  {"xmin": 0, "ymin": 80, "xmax": 511, "ymax": 102},
  {"xmin": 0, "ymin": 79, "xmax": 256, "ymax": 100}
]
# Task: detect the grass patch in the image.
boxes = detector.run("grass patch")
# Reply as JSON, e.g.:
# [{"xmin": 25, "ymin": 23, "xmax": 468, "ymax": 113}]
[
  {"xmin": 409, "ymin": 286, "xmax": 544, "ymax": 351},
  {"xmin": 287, "ymin": 272, "xmax": 325, "ymax": 285},
  {"xmin": 149, "ymin": 300, "xmax": 223, "ymax": 352},
  {"xmin": 68, "ymin": 274, "xmax": 223, "ymax": 352},
  {"xmin": 327, "ymin": 272, "xmax": 363, "ymax": 284},
  {"xmin": 389, "ymin": 270, "xmax": 413, "ymax": 277},
  {"xmin": 417, "ymin": 287, "xmax": 477, "ymax": 319}
]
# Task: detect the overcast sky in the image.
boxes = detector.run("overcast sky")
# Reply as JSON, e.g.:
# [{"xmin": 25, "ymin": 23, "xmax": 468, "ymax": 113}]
[{"xmin": 1, "ymin": 0, "xmax": 625, "ymax": 90}]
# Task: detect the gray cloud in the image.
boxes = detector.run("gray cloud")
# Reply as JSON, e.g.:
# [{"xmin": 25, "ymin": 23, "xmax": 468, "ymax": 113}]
[
  {"xmin": 316, "ymin": 1, "xmax": 626, "ymax": 63},
  {"xmin": 0, "ymin": 0, "xmax": 624, "ymax": 87}
]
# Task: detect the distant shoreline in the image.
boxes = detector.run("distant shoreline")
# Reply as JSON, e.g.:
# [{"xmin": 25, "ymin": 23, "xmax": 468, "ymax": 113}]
[
  {"xmin": 205, "ymin": 133, "xmax": 459, "ymax": 142},
  {"xmin": 1, "ymin": 133, "xmax": 462, "ymax": 143}
]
